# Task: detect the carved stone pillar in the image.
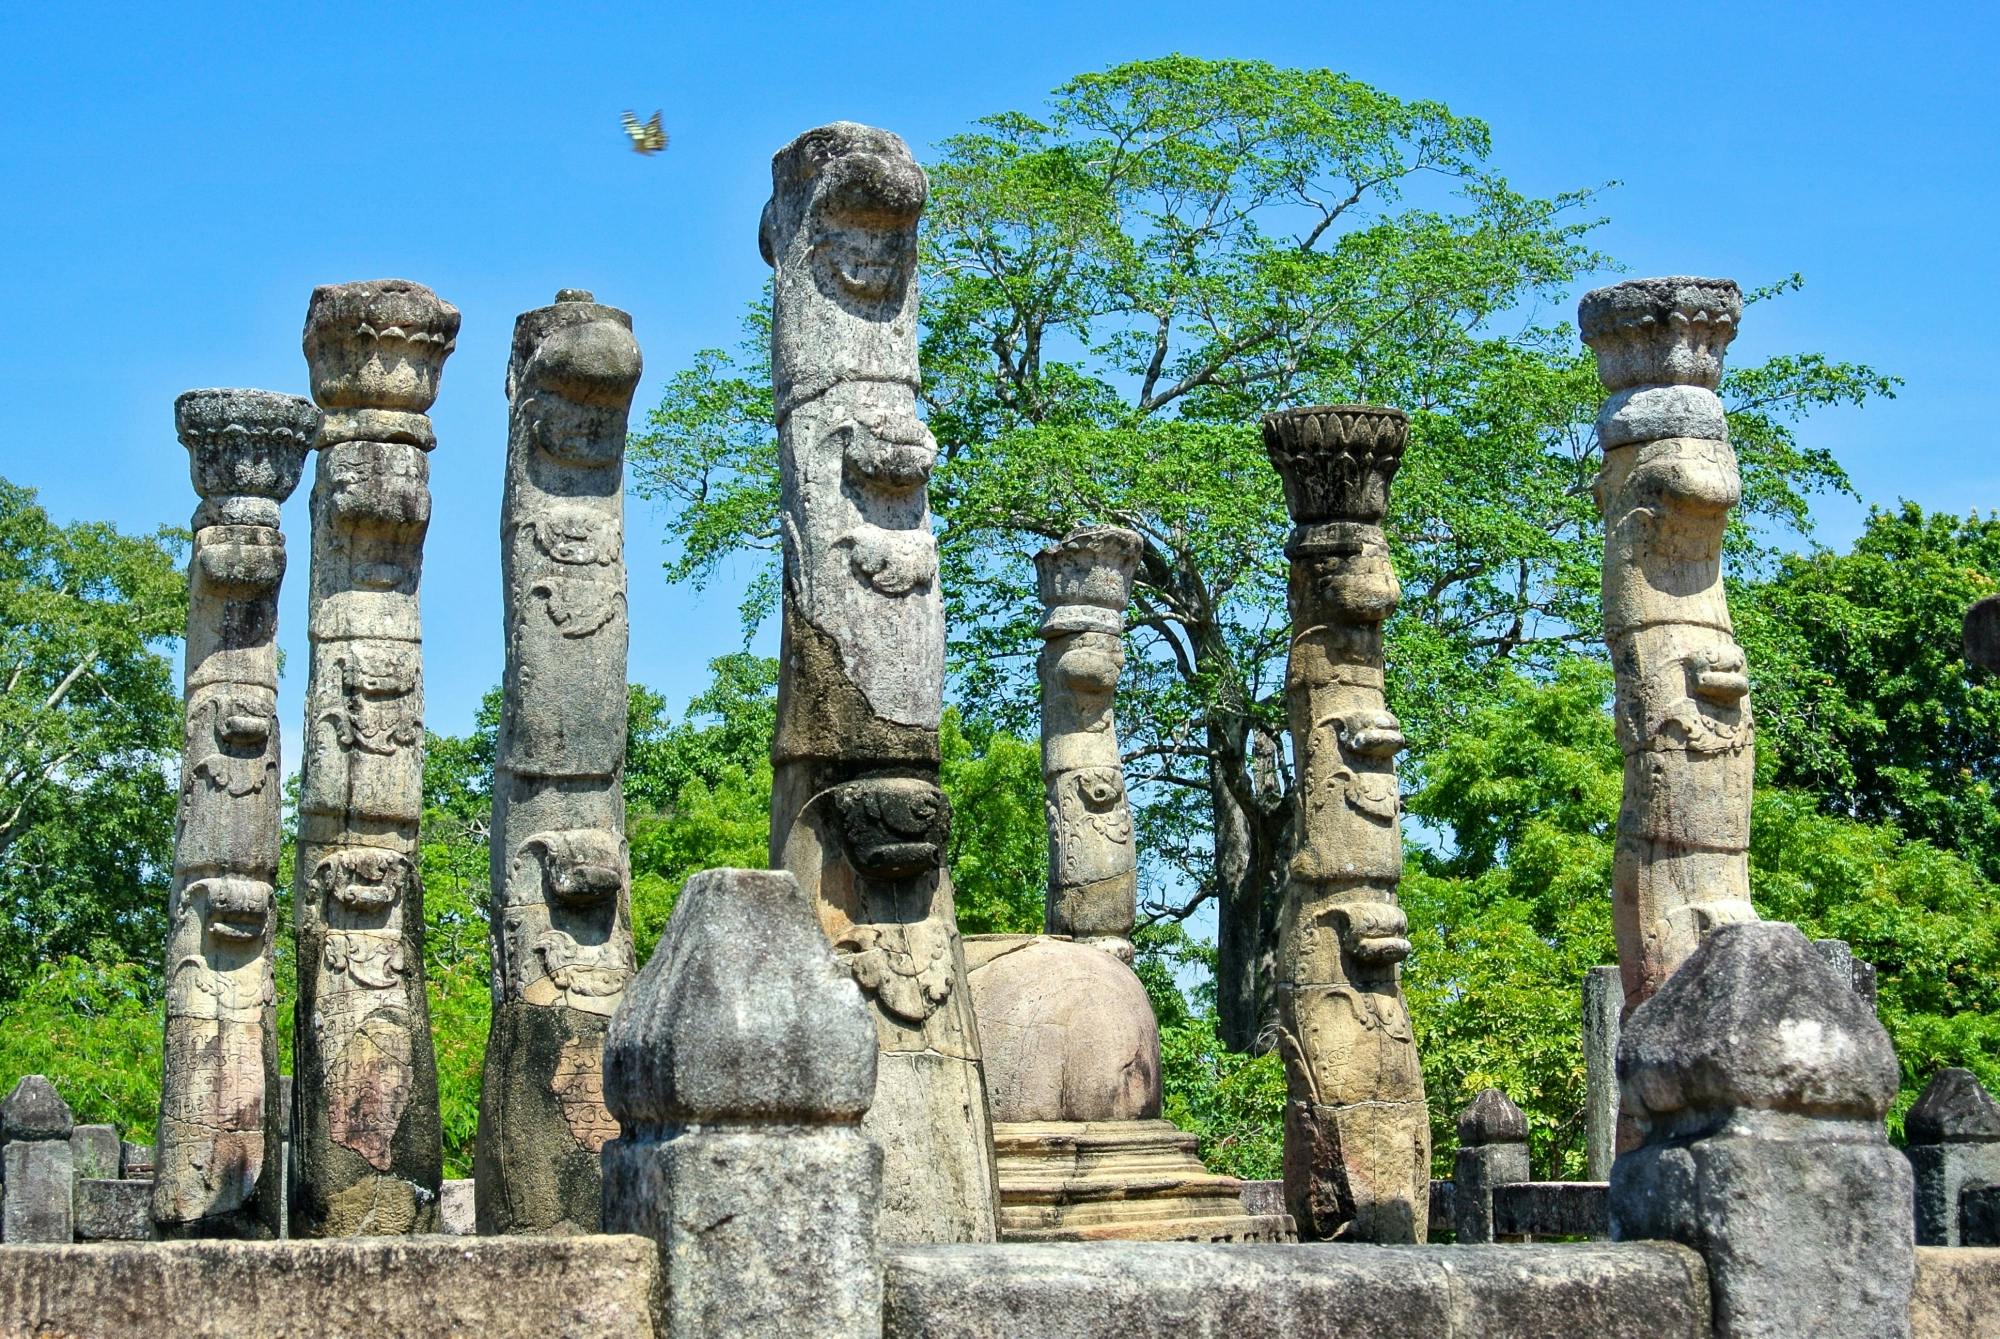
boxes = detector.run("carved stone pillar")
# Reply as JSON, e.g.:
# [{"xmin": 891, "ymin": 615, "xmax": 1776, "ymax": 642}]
[
  {"xmin": 293, "ymin": 279, "xmax": 457, "ymax": 1236},
  {"xmin": 1579, "ymin": 278, "xmax": 1755, "ymax": 1022},
  {"xmin": 475, "ymin": 290, "xmax": 642, "ymax": 1234},
  {"xmin": 761, "ymin": 121, "xmax": 997, "ymax": 1245},
  {"xmin": 1263, "ymin": 404, "xmax": 1429, "ymax": 1242},
  {"xmin": 154, "ymin": 389, "xmax": 316, "ymax": 1238}
]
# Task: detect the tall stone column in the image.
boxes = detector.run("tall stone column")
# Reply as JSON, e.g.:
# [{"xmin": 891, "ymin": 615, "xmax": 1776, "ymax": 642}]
[
  {"xmin": 293, "ymin": 278, "xmax": 457, "ymax": 1236},
  {"xmin": 1579, "ymin": 277, "xmax": 1755, "ymax": 1020},
  {"xmin": 475, "ymin": 290, "xmax": 642, "ymax": 1234},
  {"xmin": 1037, "ymin": 527, "xmax": 1143, "ymax": 952},
  {"xmin": 154, "ymin": 389, "xmax": 316, "ymax": 1238},
  {"xmin": 761, "ymin": 121, "xmax": 997, "ymax": 1245},
  {"xmin": 1263, "ymin": 404, "xmax": 1429, "ymax": 1242}
]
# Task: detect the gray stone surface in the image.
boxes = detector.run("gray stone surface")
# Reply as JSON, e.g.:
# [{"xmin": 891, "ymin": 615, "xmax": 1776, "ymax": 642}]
[
  {"xmin": 1959, "ymin": 1183, "xmax": 2000, "ymax": 1247},
  {"xmin": 2, "ymin": 1075, "xmax": 73, "ymax": 1142},
  {"xmin": 882, "ymin": 1241, "xmax": 1709, "ymax": 1338},
  {"xmin": 1492, "ymin": 1182, "xmax": 1610, "ymax": 1240},
  {"xmin": 1812, "ymin": 938, "xmax": 1879, "ymax": 1011},
  {"xmin": 1583, "ymin": 964, "xmax": 1622, "ymax": 1179},
  {"xmin": 70, "ymin": 1124, "xmax": 120, "ymax": 1182},
  {"xmin": 293, "ymin": 279, "xmax": 456, "ymax": 1237},
  {"xmin": 1913, "ymin": 1247, "xmax": 2000, "ymax": 1339},
  {"xmin": 121, "ymin": 1141, "xmax": 153, "ymax": 1178},
  {"xmin": 158, "ymin": 390, "xmax": 312, "ymax": 1242},
  {"xmin": 1263, "ymin": 405, "xmax": 1429, "ymax": 1242},
  {"xmin": 603, "ymin": 866, "xmax": 882, "ymax": 1339},
  {"xmin": 1581, "ymin": 278, "xmax": 1757, "ymax": 1057},
  {"xmin": 1610, "ymin": 921, "xmax": 1913, "ymax": 1338},
  {"xmin": 476, "ymin": 291, "xmax": 642, "ymax": 1236},
  {"xmin": 1453, "ymin": 1089, "xmax": 1529, "ymax": 1244},
  {"xmin": 762, "ymin": 121, "xmax": 996, "ymax": 1245},
  {"xmin": 2, "ymin": 1137, "xmax": 72, "ymax": 1243},
  {"xmin": 1907, "ymin": 1067, "xmax": 2000, "ymax": 1246},
  {"xmin": 0, "ymin": 1235, "xmax": 659, "ymax": 1337},
  {"xmin": 75, "ymin": 1178, "xmax": 159, "ymax": 1241},
  {"xmin": 1240, "ymin": 1179, "xmax": 1285, "ymax": 1218},
  {"xmin": 439, "ymin": 1177, "xmax": 475, "ymax": 1235}
]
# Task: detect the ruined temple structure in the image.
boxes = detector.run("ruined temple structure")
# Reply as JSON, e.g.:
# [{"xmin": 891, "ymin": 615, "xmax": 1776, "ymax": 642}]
[
  {"xmin": 153, "ymin": 390, "xmax": 317, "ymax": 1239},
  {"xmin": 476, "ymin": 292, "xmax": 643, "ymax": 1234},
  {"xmin": 292, "ymin": 279, "xmax": 458, "ymax": 1236},
  {"xmin": 966, "ymin": 529, "xmax": 1292, "ymax": 1243},
  {"xmin": 760, "ymin": 122, "xmax": 999, "ymax": 1244},
  {"xmin": 1263, "ymin": 404, "xmax": 1430, "ymax": 1243},
  {"xmin": 1579, "ymin": 277, "xmax": 1756, "ymax": 1024}
]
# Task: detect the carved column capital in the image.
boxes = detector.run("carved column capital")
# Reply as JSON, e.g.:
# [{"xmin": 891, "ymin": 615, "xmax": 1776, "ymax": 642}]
[
  {"xmin": 1262, "ymin": 404, "xmax": 1408, "ymax": 539},
  {"xmin": 175, "ymin": 389, "xmax": 317, "ymax": 529},
  {"xmin": 1035, "ymin": 526, "xmax": 1141, "ymax": 637},
  {"xmin": 1579, "ymin": 276, "xmax": 1741, "ymax": 392},
  {"xmin": 302, "ymin": 278, "xmax": 460, "ymax": 414}
]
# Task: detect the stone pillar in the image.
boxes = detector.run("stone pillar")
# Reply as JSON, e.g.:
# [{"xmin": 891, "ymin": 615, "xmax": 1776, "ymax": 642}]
[
  {"xmin": 761, "ymin": 121, "xmax": 997, "ymax": 1244},
  {"xmin": 1906, "ymin": 1067, "xmax": 2000, "ymax": 1246},
  {"xmin": 1580, "ymin": 277, "xmax": 1755, "ymax": 1025},
  {"xmin": 2, "ymin": 1076, "xmax": 74, "ymax": 1243},
  {"xmin": 1452, "ymin": 1088, "xmax": 1529, "ymax": 1244},
  {"xmin": 1036, "ymin": 527, "xmax": 1143, "ymax": 950},
  {"xmin": 154, "ymin": 389, "xmax": 314, "ymax": 1239},
  {"xmin": 292, "ymin": 279, "xmax": 458, "ymax": 1236},
  {"xmin": 603, "ymin": 868, "xmax": 883, "ymax": 1339},
  {"xmin": 1611, "ymin": 921, "xmax": 1913, "ymax": 1339},
  {"xmin": 474, "ymin": 290, "xmax": 642, "ymax": 1235},
  {"xmin": 1583, "ymin": 964, "xmax": 1622, "ymax": 1180},
  {"xmin": 1262, "ymin": 404, "xmax": 1430, "ymax": 1243}
]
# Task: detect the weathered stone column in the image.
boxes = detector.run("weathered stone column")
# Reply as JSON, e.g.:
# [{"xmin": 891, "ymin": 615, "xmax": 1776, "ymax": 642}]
[
  {"xmin": 1263, "ymin": 404, "xmax": 1430, "ymax": 1242},
  {"xmin": 1611, "ymin": 921, "xmax": 1913, "ymax": 1338},
  {"xmin": 154, "ymin": 389, "xmax": 315, "ymax": 1238},
  {"xmin": 293, "ymin": 279, "xmax": 457, "ymax": 1236},
  {"xmin": 1036, "ymin": 527, "xmax": 1143, "ymax": 950},
  {"xmin": 761, "ymin": 121, "xmax": 997, "ymax": 1244},
  {"xmin": 1452, "ymin": 1088, "xmax": 1529, "ymax": 1245},
  {"xmin": 473, "ymin": 290, "xmax": 641, "ymax": 1235},
  {"xmin": 1906, "ymin": 1066, "xmax": 2000, "ymax": 1246},
  {"xmin": 1580, "ymin": 278, "xmax": 1755, "ymax": 1021},
  {"xmin": 603, "ymin": 868, "xmax": 883, "ymax": 1339},
  {"xmin": 2, "ymin": 1076, "xmax": 75, "ymax": 1243},
  {"xmin": 1582, "ymin": 964, "xmax": 1623, "ymax": 1180}
]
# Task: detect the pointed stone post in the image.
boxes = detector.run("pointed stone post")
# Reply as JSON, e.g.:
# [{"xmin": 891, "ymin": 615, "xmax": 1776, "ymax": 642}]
[
  {"xmin": 292, "ymin": 279, "xmax": 457, "ymax": 1236},
  {"xmin": 2, "ymin": 1077, "xmax": 74, "ymax": 1243},
  {"xmin": 154, "ymin": 389, "xmax": 315, "ymax": 1238},
  {"xmin": 1906, "ymin": 1066, "xmax": 2000, "ymax": 1246},
  {"xmin": 475, "ymin": 291, "xmax": 642, "ymax": 1235},
  {"xmin": 761, "ymin": 121, "xmax": 997, "ymax": 1244},
  {"xmin": 1611, "ymin": 922, "xmax": 1914, "ymax": 1338},
  {"xmin": 1452, "ymin": 1088, "xmax": 1529, "ymax": 1244},
  {"xmin": 603, "ymin": 868, "xmax": 883, "ymax": 1338},
  {"xmin": 1580, "ymin": 278, "xmax": 1756, "ymax": 1031},
  {"xmin": 1262, "ymin": 405, "xmax": 1430, "ymax": 1242}
]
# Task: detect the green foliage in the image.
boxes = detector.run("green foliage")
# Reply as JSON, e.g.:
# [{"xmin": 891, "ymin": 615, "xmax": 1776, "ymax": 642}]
[
  {"xmin": 0, "ymin": 958, "xmax": 162, "ymax": 1139},
  {"xmin": 0, "ymin": 478, "xmax": 185, "ymax": 1001},
  {"xmin": 940, "ymin": 711, "xmax": 1045, "ymax": 935}
]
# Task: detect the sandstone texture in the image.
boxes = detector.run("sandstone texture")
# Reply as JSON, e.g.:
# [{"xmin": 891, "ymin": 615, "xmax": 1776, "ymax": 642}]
[{"xmin": 966, "ymin": 934, "xmax": 1159, "ymax": 1124}]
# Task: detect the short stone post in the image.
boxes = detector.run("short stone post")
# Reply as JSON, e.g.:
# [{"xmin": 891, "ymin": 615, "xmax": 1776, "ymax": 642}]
[
  {"xmin": 1452, "ymin": 1088, "xmax": 1529, "ymax": 1244},
  {"xmin": 156, "ymin": 388, "xmax": 314, "ymax": 1239},
  {"xmin": 1611, "ymin": 921, "xmax": 1913, "ymax": 1338},
  {"xmin": 2, "ymin": 1076, "xmax": 75, "ymax": 1243},
  {"xmin": 293, "ymin": 279, "xmax": 458, "ymax": 1236},
  {"xmin": 69, "ymin": 1124, "xmax": 120, "ymax": 1183},
  {"xmin": 1263, "ymin": 405, "xmax": 1430, "ymax": 1242},
  {"xmin": 1905, "ymin": 1066, "xmax": 2000, "ymax": 1246},
  {"xmin": 1582, "ymin": 965, "xmax": 1621, "ymax": 1180},
  {"xmin": 1580, "ymin": 279, "xmax": 1756, "ymax": 1028},
  {"xmin": 603, "ymin": 868, "xmax": 882, "ymax": 1339},
  {"xmin": 475, "ymin": 290, "xmax": 643, "ymax": 1235}
]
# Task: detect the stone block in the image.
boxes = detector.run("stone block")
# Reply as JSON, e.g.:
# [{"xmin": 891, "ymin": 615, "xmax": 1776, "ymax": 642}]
[
  {"xmin": 2, "ymin": 1136, "xmax": 72, "ymax": 1243},
  {"xmin": 1958, "ymin": 1183, "xmax": 2000, "ymax": 1247},
  {"xmin": 70, "ymin": 1123, "xmax": 121, "ymax": 1181},
  {"xmin": 1912, "ymin": 1246, "xmax": 2000, "ymax": 1339},
  {"xmin": 1583, "ymin": 964, "xmax": 1622, "ymax": 1179},
  {"xmin": 881, "ymin": 1241, "xmax": 1708, "ymax": 1338},
  {"xmin": 1240, "ymin": 1179, "xmax": 1285, "ymax": 1218},
  {"xmin": 439, "ymin": 1178, "xmax": 475, "ymax": 1235},
  {"xmin": 1, "ymin": 1075, "xmax": 73, "ymax": 1142},
  {"xmin": 0, "ymin": 1235, "xmax": 658, "ymax": 1337},
  {"xmin": 75, "ymin": 1178, "xmax": 158, "ymax": 1241},
  {"xmin": 1905, "ymin": 1067, "xmax": 2000, "ymax": 1246},
  {"xmin": 1453, "ymin": 1088, "xmax": 1529, "ymax": 1244},
  {"xmin": 120, "ymin": 1141, "xmax": 154, "ymax": 1178},
  {"xmin": 1491, "ymin": 1181, "xmax": 1610, "ymax": 1240}
]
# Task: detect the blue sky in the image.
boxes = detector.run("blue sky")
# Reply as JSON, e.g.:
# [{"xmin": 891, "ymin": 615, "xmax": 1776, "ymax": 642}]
[{"xmin": 0, "ymin": 1, "xmax": 1993, "ymax": 737}]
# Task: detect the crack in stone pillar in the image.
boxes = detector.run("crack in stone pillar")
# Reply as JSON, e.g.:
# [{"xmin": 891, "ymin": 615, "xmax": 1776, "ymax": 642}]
[
  {"xmin": 475, "ymin": 290, "xmax": 642, "ymax": 1234},
  {"xmin": 292, "ymin": 279, "xmax": 457, "ymax": 1236},
  {"xmin": 761, "ymin": 121, "xmax": 998, "ymax": 1244},
  {"xmin": 1263, "ymin": 404, "xmax": 1429, "ymax": 1242},
  {"xmin": 155, "ymin": 389, "xmax": 314, "ymax": 1240}
]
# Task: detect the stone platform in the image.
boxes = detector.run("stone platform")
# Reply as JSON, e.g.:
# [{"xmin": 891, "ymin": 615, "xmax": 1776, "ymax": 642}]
[{"xmin": 995, "ymin": 1119, "xmax": 1295, "ymax": 1242}]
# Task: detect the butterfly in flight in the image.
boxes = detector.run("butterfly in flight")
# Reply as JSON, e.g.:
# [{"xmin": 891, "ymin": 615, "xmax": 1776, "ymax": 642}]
[{"xmin": 621, "ymin": 110, "xmax": 669, "ymax": 155}]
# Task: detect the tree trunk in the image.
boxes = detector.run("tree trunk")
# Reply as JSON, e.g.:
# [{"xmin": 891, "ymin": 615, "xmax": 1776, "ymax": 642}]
[{"xmin": 1211, "ymin": 718, "xmax": 1289, "ymax": 1053}]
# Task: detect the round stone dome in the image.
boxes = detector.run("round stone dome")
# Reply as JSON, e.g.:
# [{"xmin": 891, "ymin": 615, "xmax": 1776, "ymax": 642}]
[{"xmin": 966, "ymin": 935, "xmax": 1161, "ymax": 1123}]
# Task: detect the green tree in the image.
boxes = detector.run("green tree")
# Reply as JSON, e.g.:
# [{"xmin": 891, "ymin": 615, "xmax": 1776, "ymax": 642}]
[
  {"xmin": 630, "ymin": 57, "xmax": 1890, "ymax": 1049},
  {"xmin": 0, "ymin": 479, "xmax": 185, "ymax": 1000}
]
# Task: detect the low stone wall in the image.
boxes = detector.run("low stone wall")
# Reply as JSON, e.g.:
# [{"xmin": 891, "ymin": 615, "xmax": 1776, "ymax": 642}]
[
  {"xmin": 0, "ymin": 1235, "xmax": 661, "ymax": 1338},
  {"xmin": 882, "ymin": 1241, "xmax": 1711, "ymax": 1338}
]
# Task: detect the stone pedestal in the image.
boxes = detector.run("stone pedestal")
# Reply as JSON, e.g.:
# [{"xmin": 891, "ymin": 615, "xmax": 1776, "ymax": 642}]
[
  {"xmin": 2, "ymin": 1076, "xmax": 75, "ymax": 1243},
  {"xmin": 1906, "ymin": 1067, "xmax": 2000, "ymax": 1246},
  {"xmin": 1453, "ymin": 1088, "xmax": 1530, "ymax": 1244},
  {"xmin": 992, "ymin": 1121, "xmax": 1293, "ymax": 1242}
]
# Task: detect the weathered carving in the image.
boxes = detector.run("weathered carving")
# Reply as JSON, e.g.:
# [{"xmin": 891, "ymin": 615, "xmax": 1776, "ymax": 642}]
[
  {"xmin": 476, "ymin": 290, "xmax": 642, "ymax": 1236},
  {"xmin": 1263, "ymin": 405, "xmax": 1430, "ymax": 1243},
  {"xmin": 293, "ymin": 279, "xmax": 455, "ymax": 1237},
  {"xmin": 1580, "ymin": 278, "xmax": 1756, "ymax": 1027},
  {"xmin": 763, "ymin": 122, "xmax": 998, "ymax": 1244},
  {"xmin": 155, "ymin": 389, "xmax": 315, "ymax": 1239}
]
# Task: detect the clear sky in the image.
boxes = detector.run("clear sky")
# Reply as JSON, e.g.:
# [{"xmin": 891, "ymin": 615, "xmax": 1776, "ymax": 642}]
[{"xmin": 0, "ymin": 1, "xmax": 1993, "ymax": 737}]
